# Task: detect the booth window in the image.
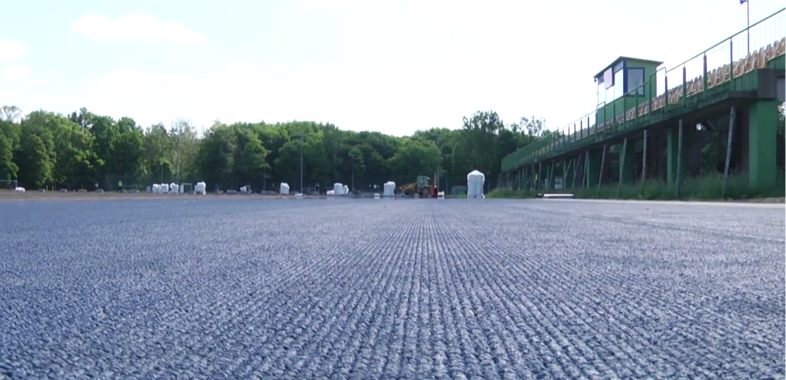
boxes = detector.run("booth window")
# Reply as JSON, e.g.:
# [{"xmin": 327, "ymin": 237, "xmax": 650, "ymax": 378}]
[
  {"xmin": 614, "ymin": 68, "xmax": 624, "ymax": 99},
  {"xmin": 597, "ymin": 77, "xmax": 606, "ymax": 105},
  {"xmin": 626, "ymin": 68, "xmax": 645, "ymax": 96}
]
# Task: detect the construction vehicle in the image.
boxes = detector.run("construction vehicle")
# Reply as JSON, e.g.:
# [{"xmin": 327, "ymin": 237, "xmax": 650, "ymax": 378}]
[{"xmin": 399, "ymin": 174, "xmax": 438, "ymax": 198}]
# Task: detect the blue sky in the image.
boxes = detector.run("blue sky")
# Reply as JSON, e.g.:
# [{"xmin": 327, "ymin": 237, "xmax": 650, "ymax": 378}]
[{"xmin": 0, "ymin": 0, "xmax": 783, "ymax": 136}]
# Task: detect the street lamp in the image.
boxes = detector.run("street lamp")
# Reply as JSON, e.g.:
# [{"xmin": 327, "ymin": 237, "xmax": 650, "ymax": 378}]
[
  {"xmin": 741, "ymin": 0, "xmax": 750, "ymax": 54},
  {"xmin": 349, "ymin": 151, "xmax": 356, "ymax": 194},
  {"xmin": 296, "ymin": 132, "xmax": 305, "ymax": 194},
  {"xmin": 435, "ymin": 136, "xmax": 442, "ymax": 193},
  {"xmin": 443, "ymin": 153, "xmax": 452, "ymax": 196}
]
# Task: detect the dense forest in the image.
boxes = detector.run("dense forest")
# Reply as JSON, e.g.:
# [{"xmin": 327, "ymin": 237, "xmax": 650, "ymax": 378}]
[{"xmin": 0, "ymin": 105, "xmax": 549, "ymax": 193}]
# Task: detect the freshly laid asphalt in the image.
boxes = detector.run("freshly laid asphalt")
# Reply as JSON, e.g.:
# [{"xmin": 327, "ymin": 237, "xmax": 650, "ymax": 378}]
[{"xmin": 0, "ymin": 197, "xmax": 783, "ymax": 379}]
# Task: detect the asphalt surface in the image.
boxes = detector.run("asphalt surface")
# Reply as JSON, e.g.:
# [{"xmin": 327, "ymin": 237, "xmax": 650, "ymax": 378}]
[{"xmin": 0, "ymin": 197, "xmax": 783, "ymax": 379}]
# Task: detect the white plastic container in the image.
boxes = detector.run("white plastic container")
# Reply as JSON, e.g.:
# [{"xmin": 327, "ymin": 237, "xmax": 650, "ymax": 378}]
[
  {"xmin": 326, "ymin": 190, "xmax": 335, "ymax": 195},
  {"xmin": 333, "ymin": 183, "xmax": 344, "ymax": 195},
  {"xmin": 195, "ymin": 182, "xmax": 206, "ymax": 195},
  {"xmin": 179, "ymin": 184, "xmax": 185, "ymax": 194},
  {"xmin": 343, "ymin": 185, "xmax": 349, "ymax": 195},
  {"xmin": 152, "ymin": 184, "xmax": 159, "ymax": 193},
  {"xmin": 14, "ymin": 187, "xmax": 25, "ymax": 193},
  {"xmin": 383, "ymin": 181, "xmax": 396, "ymax": 197},
  {"xmin": 170, "ymin": 183, "xmax": 178, "ymax": 193},
  {"xmin": 160, "ymin": 184, "xmax": 169, "ymax": 194},
  {"xmin": 280, "ymin": 182, "xmax": 290, "ymax": 195},
  {"xmin": 467, "ymin": 170, "xmax": 486, "ymax": 198}
]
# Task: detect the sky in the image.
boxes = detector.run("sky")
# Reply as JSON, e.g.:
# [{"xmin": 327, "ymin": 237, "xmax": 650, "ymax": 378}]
[{"xmin": 0, "ymin": 0, "xmax": 783, "ymax": 136}]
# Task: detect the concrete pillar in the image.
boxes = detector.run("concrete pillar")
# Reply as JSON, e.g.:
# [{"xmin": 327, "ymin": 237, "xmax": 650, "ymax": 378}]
[{"xmin": 748, "ymin": 99, "xmax": 779, "ymax": 189}]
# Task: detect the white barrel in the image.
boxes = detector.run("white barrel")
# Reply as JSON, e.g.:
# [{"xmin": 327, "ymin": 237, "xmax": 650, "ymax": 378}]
[
  {"xmin": 333, "ymin": 183, "xmax": 344, "ymax": 195},
  {"xmin": 280, "ymin": 182, "xmax": 290, "ymax": 195},
  {"xmin": 467, "ymin": 170, "xmax": 486, "ymax": 198},
  {"xmin": 383, "ymin": 181, "xmax": 396, "ymax": 197}
]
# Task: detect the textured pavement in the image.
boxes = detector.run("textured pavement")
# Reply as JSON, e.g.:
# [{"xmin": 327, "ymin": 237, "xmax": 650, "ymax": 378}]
[{"xmin": 0, "ymin": 197, "xmax": 783, "ymax": 379}]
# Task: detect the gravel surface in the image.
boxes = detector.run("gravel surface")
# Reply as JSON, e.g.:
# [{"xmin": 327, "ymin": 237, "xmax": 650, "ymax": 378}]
[{"xmin": 0, "ymin": 198, "xmax": 783, "ymax": 379}]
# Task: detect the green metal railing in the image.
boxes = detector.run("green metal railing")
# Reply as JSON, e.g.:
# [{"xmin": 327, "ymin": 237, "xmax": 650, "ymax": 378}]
[{"xmin": 501, "ymin": 8, "xmax": 785, "ymax": 173}]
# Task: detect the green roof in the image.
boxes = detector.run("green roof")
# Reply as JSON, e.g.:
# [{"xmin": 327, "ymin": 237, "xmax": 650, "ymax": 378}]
[{"xmin": 593, "ymin": 56, "xmax": 664, "ymax": 79}]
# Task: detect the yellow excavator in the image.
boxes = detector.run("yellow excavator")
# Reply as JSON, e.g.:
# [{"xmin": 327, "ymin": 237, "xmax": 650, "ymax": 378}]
[{"xmin": 399, "ymin": 175, "xmax": 438, "ymax": 198}]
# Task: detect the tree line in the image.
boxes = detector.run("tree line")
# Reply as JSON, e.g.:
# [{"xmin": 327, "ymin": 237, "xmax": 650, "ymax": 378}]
[{"xmin": 0, "ymin": 105, "xmax": 550, "ymax": 193}]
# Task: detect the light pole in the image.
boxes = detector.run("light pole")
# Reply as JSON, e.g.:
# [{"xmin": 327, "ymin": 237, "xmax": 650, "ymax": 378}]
[
  {"xmin": 349, "ymin": 151, "xmax": 356, "ymax": 194},
  {"xmin": 296, "ymin": 132, "xmax": 305, "ymax": 194},
  {"xmin": 174, "ymin": 151, "xmax": 180, "ymax": 185},
  {"xmin": 435, "ymin": 136, "xmax": 442, "ymax": 193},
  {"xmin": 443, "ymin": 153, "xmax": 452, "ymax": 196},
  {"xmin": 741, "ymin": 0, "xmax": 750, "ymax": 54},
  {"xmin": 436, "ymin": 155, "xmax": 441, "ymax": 192}
]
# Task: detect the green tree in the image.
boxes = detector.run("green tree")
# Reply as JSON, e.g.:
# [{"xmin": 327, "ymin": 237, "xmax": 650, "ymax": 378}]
[
  {"xmin": 0, "ymin": 133, "xmax": 18, "ymax": 181},
  {"xmin": 0, "ymin": 106, "xmax": 22, "ymax": 123},
  {"xmin": 196, "ymin": 122, "xmax": 236, "ymax": 188},
  {"xmin": 4, "ymin": 104, "xmax": 551, "ymax": 193},
  {"xmin": 17, "ymin": 133, "xmax": 53, "ymax": 188},
  {"xmin": 51, "ymin": 115, "xmax": 100, "ymax": 188},
  {"xmin": 239, "ymin": 131, "xmax": 270, "ymax": 188},
  {"xmin": 388, "ymin": 138, "xmax": 440, "ymax": 185}
]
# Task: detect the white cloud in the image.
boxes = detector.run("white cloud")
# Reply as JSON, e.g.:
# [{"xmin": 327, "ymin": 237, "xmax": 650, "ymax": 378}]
[
  {"xmin": 0, "ymin": 38, "xmax": 29, "ymax": 62},
  {"xmin": 80, "ymin": 65, "xmax": 412, "ymax": 134},
  {"xmin": 83, "ymin": 69, "xmax": 230, "ymax": 129},
  {"xmin": 25, "ymin": 78, "xmax": 50, "ymax": 87},
  {"xmin": 229, "ymin": 60, "xmax": 252, "ymax": 71},
  {"xmin": 72, "ymin": 13, "xmax": 205, "ymax": 44},
  {"xmin": 296, "ymin": 0, "xmax": 368, "ymax": 8},
  {"xmin": 82, "ymin": 61, "xmax": 538, "ymax": 136},
  {"xmin": 3, "ymin": 64, "xmax": 31, "ymax": 79},
  {"xmin": 1, "ymin": 64, "xmax": 48, "ymax": 87}
]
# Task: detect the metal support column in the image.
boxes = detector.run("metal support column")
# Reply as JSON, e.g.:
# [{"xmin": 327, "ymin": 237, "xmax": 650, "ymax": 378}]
[{"xmin": 722, "ymin": 107, "xmax": 736, "ymax": 199}]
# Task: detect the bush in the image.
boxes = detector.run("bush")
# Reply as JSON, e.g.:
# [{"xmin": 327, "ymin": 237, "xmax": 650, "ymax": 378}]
[{"xmin": 487, "ymin": 188, "xmax": 538, "ymax": 199}]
